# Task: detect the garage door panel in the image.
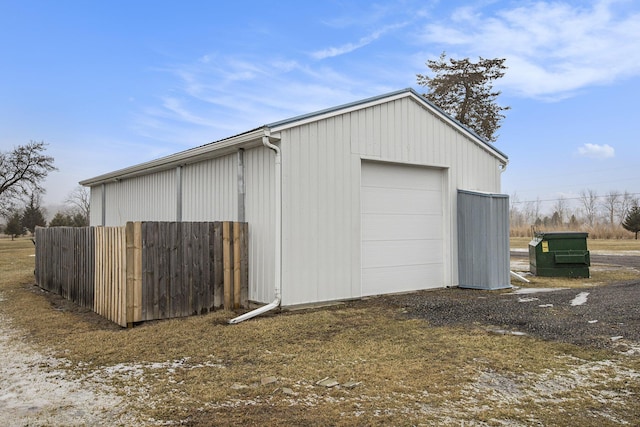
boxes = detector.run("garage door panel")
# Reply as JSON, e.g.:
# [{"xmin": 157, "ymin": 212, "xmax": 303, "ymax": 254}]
[
  {"xmin": 361, "ymin": 187, "xmax": 442, "ymax": 215},
  {"xmin": 362, "ymin": 162, "xmax": 441, "ymax": 189},
  {"xmin": 362, "ymin": 214, "xmax": 443, "ymax": 241},
  {"xmin": 361, "ymin": 161, "xmax": 445, "ymax": 296},
  {"xmin": 362, "ymin": 239, "xmax": 444, "ymax": 268},
  {"xmin": 362, "ymin": 264, "xmax": 444, "ymax": 296}
]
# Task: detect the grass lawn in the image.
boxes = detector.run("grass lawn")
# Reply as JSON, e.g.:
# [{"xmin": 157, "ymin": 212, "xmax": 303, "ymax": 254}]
[{"xmin": 1, "ymin": 236, "xmax": 639, "ymax": 426}]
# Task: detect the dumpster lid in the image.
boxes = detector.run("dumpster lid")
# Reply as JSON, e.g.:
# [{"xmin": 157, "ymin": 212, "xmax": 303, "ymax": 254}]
[{"xmin": 535, "ymin": 231, "xmax": 589, "ymax": 239}]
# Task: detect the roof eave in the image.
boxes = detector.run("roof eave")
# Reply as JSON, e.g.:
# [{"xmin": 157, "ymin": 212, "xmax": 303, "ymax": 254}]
[
  {"xmin": 406, "ymin": 89, "xmax": 509, "ymax": 164},
  {"xmin": 80, "ymin": 127, "xmax": 272, "ymax": 186},
  {"xmin": 269, "ymin": 88, "xmax": 508, "ymax": 164}
]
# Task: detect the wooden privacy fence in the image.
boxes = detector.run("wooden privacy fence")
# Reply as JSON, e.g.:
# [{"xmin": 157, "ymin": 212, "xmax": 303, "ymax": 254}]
[{"xmin": 35, "ymin": 221, "xmax": 248, "ymax": 327}]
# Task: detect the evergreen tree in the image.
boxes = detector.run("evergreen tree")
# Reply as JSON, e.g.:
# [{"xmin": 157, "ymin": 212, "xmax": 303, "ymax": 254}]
[
  {"xmin": 71, "ymin": 212, "xmax": 89, "ymax": 227},
  {"xmin": 622, "ymin": 206, "xmax": 640, "ymax": 239},
  {"xmin": 417, "ymin": 52, "xmax": 510, "ymax": 142},
  {"xmin": 49, "ymin": 212, "xmax": 73, "ymax": 227},
  {"xmin": 5, "ymin": 211, "xmax": 24, "ymax": 240},
  {"xmin": 49, "ymin": 211, "xmax": 89, "ymax": 227},
  {"xmin": 21, "ymin": 193, "xmax": 46, "ymax": 234}
]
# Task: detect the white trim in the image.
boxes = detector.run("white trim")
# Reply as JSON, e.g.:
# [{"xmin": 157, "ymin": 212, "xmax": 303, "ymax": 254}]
[
  {"xmin": 270, "ymin": 91, "xmax": 411, "ymax": 133},
  {"xmin": 359, "ymin": 155, "xmax": 450, "ymax": 171},
  {"xmin": 80, "ymin": 128, "xmax": 271, "ymax": 186}
]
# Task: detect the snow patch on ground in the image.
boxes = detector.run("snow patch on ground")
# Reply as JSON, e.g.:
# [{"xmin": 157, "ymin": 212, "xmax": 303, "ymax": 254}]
[
  {"xmin": 570, "ymin": 292, "xmax": 590, "ymax": 306},
  {"xmin": 0, "ymin": 294, "xmax": 138, "ymax": 426}
]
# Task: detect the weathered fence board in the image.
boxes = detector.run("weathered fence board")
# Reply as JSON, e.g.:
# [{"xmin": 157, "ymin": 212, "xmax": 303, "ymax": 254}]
[
  {"xmin": 35, "ymin": 221, "xmax": 248, "ymax": 327},
  {"xmin": 125, "ymin": 221, "xmax": 143, "ymax": 325},
  {"xmin": 35, "ymin": 226, "xmax": 94, "ymax": 309},
  {"xmin": 141, "ymin": 222, "xmax": 227, "ymax": 321}
]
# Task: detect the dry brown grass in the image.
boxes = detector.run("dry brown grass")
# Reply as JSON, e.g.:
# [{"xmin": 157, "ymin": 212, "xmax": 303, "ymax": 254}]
[
  {"xmin": 1, "ymin": 237, "xmax": 639, "ymax": 426},
  {"xmin": 510, "ymin": 224, "xmax": 636, "ymax": 240}
]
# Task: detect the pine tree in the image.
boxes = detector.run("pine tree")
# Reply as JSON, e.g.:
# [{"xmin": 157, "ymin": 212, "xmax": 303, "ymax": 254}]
[
  {"xmin": 417, "ymin": 52, "xmax": 510, "ymax": 142},
  {"xmin": 21, "ymin": 193, "xmax": 46, "ymax": 234},
  {"xmin": 622, "ymin": 206, "xmax": 640, "ymax": 239},
  {"xmin": 49, "ymin": 212, "xmax": 73, "ymax": 227},
  {"xmin": 5, "ymin": 212, "xmax": 24, "ymax": 240}
]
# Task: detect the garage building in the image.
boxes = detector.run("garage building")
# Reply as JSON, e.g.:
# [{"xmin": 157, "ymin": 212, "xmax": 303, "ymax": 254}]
[{"xmin": 81, "ymin": 88, "xmax": 509, "ymax": 309}]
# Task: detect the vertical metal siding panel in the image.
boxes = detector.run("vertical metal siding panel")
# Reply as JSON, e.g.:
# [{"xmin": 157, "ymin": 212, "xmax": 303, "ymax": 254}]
[
  {"xmin": 182, "ymin": 155, "xmax": 237, "ymax": 221},
  {"xmin": 280, "ymin": 116, "xmax": 355, "ymax": 306},
  {"xmin": 315, "ymin": 117, "xmax": 353, "ymax": 303},
  {"xmin": 103, "ymin": 169, "xmax": 176, "ymax": 225},
  {"xmin": 281, "ymin": 127, "xmax": 300, "ymax": 305},
  {"xmin": 392, "ymin": 101, "xmax": 400, "ymax": 158},
  {"xmin": 380, "ymin": 103, "xmax": 389, "ymax": 159},
  {"xmin": 457, "ymin": 191, "xmax": 510, "ymax": 289},
  {"xmin": 433, "ymin": 117, "xmax": 442, "ymax": 165},
  {"xmin": 316, "ymin": 120, "xmax": 329, "ymax": 302},
  {"xmin": 89, "ymin": 186, "xmax": 102, "ymax": 226},
  {"xmin": 244, "ymin": 146, "xmax": 275, "ymax": 304},
  {"xmin": 367, "ymin": 106, "xmax": 379, "ymax": 156},
  {"xmin": 418, "ymin": 106, "xmax": 428, "ymax": 163},
  {"xmin": 307, "ymin": 123, "xmax": 320, "ymax": 302}
]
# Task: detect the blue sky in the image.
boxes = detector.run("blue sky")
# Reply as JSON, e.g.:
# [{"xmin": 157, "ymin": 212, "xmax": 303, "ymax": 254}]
[{"xmin": 1, "ymin": 0, "xmax": 639, "ymax": 217}]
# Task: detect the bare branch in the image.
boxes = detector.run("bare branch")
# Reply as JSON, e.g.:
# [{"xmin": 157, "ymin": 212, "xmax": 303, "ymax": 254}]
[{"xmin": 0, "ymin": 141, "xmax": 56, "ymax": 216}]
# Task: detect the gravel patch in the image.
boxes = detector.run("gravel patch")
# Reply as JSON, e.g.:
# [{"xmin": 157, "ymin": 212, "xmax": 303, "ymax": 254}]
[{"xmin": 385, "ymin": 280, "xmax": 640, "ymax": 350}]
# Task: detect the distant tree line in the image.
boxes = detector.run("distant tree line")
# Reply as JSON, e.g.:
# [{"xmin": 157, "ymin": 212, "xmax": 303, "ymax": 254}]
[
  {"xmin": 1, "ymin": 186, "xmax": 90, "ymax": 239},
  {"xmin": 510, "ymin": 189, "xmax": 640, "ymax": 239}
]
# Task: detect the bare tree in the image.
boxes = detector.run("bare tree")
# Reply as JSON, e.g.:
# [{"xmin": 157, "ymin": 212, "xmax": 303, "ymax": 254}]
[
  {"xmin": 619, "ymin": 191, "xmax": 639, "ymax": 224},
  {"xmin": 64, "ymin": 186, "xmax": 90, "ymax": 225},
  {"xmin": 0, "ymin": 141, "xmax": 56, "ymax": 216},
  {"xmin": 601, "ymin": 190, "xmax": 621, "ymax": 227},
  {"xmin": 579, "ymin": 189, "xmax": 599, "ymax": 226},
  {"xmin": 552, "ymin": 196, "xmax": 567, "ymax": 226},
  {"xmin": 509, "ymin": 192, "xmax": 523, "ymax": 228}
]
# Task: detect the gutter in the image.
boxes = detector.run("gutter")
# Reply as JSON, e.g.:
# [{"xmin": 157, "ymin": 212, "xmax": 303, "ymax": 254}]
[
  {"xmin": 229, "ymin": 135, "xmax": 282, "ymax": 324},
  {"xmin": 80, "ymin": 127, "xmax": 268, "ymax": 186}
]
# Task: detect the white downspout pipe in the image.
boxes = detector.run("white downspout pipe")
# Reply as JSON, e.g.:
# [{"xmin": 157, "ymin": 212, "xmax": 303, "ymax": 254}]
[{"xmin": 229, "ymin": 135, "xmax": 281, "ymax": 324}]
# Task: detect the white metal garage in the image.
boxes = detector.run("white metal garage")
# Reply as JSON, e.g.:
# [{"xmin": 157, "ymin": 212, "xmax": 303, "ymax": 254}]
[
  {"xmin": 82, "ymin": 88, "xmax": 509, "ymax": 312},
  {"xmin": 361, "ymin": 161, "xmax": 445, "ymax": 296}
]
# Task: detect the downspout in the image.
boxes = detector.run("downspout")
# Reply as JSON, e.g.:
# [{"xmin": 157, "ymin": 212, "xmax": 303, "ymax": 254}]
[{"xmin": 229, "ymin": 135, "xmax": 281, "ymax": 324}]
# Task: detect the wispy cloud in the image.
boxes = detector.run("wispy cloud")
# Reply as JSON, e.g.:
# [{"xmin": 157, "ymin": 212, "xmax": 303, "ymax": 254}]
[
  {"xmin": 578, "ymin": 143, "xmax": 615, "ymax": 159},
  {"xmin": 133, "ymin": 53, "xmax": 381, "ymax": 144},
  {"xmin": 419, "ymin": 0, "xmax": 640, "ymax": 99},
  {"xmin": 311, "ymin": 22, "xmax": 407, "ymax": 60}
]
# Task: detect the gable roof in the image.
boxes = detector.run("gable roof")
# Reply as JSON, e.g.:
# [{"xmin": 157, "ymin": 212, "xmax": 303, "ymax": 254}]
[{"xmin": 80, "ymin": 88, "xmax": 507, "ymax": 186}]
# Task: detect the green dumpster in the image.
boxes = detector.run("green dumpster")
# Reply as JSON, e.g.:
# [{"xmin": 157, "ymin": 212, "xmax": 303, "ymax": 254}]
[{"xmin": 529, "ymin": 232, "xmax": 590, "ymax": 278}]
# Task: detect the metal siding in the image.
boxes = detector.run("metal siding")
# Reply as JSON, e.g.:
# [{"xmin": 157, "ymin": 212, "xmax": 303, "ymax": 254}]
[
  {"xmin": 182, "ymin": 154, "xmax": 237, "ymax": 221},
  {"xmin": 281, "ymin": 116, "xmax": 354, "ymax": 306},
  {"xmin": 89, "ymin": 186, "xmax": 102, "ymax": 226},
  {"xmin": 103, "ymin": 169, "xmax": 176, "ymax": 225},
  {"xmin": 280, "ymin": 96, "xmax": 502, "ymax": 305},
  {"xmin": 457, "ymin": 190, "xmax": 510, "ymax": 289},
  {"xmin": 244, "ymin": 146, "xmax": 276, "ymax": 304}
]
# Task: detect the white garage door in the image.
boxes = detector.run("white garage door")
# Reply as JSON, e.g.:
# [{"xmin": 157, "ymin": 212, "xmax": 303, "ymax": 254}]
[{"xmin": 361, "ymin": 161, "xmax": 444, "ymax": 296}]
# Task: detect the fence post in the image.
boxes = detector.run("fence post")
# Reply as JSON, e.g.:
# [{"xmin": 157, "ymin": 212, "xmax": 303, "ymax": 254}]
[
  {"xmin": 125, "ymin": 222, "xmax": 143, "ymax": 327},
  {"xmin": 223, "ymin": 221, "xmax": 232, "ymax": 310},
  {"xmin": 233, "ymin": 222, "xmax": 241, "ymax": 309}
]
